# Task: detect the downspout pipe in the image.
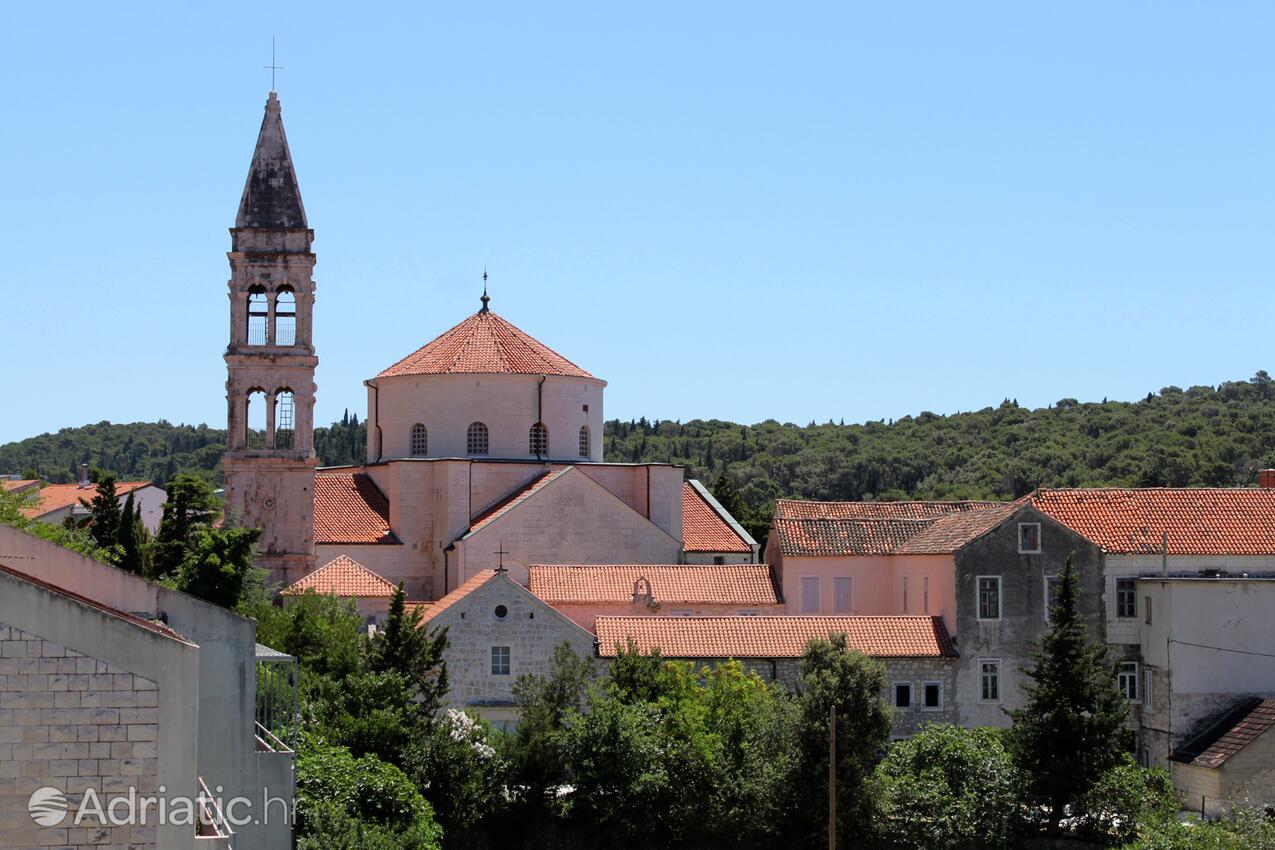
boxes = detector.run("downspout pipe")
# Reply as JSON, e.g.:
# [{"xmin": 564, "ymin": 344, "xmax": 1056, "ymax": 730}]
[
  {"xmin": 536, "ymin": 375, "xmax": 547, "ymax": 461},
  {"xmin": 365, "ymin": 378, "xmax": 384, "ymax": 462}
]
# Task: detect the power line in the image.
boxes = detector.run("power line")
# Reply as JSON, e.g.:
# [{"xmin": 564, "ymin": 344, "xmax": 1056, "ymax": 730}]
[{"xmin": 1170, "ymin": 638, "xmax": 1275, "ymax": 659}]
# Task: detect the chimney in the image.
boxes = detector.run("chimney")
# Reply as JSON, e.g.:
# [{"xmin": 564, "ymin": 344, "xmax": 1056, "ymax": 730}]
[
  {"xmin": 78, "ymin": 463, "xmax": 90, "ymax": 488},
  {"xmin": 1260, "ymin": 470, "xmax": 1275, "ymax": 489}
]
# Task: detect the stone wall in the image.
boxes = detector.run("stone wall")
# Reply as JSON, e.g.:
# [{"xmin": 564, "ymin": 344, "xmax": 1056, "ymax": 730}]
[{"xmin": 0, "ymin": 622, "xmax": 159, "ymax": 849}]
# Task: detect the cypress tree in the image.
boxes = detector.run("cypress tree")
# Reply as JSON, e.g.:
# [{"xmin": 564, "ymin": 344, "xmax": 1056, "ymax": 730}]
[
  {"xmin": 1008, "ymin": 555, "xmax": 1128, "ymax": 833},
  {"xmin": 114, "ymin": 490, "xmax": 143, "ymax": 574},
  {"xmin": 81, "ymin": 476, "xmax": 121, "ymax": 550},
  {"xmin": 370, "ymin": 582, "xmax": 450, "ymax": 718}
]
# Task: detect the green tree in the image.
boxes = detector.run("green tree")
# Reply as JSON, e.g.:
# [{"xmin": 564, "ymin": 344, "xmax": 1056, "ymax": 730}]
[
  {"xmin": 874, "ymin": 724, "xmax": 1023, "ymax": 850},
  {"xmin": 114, "ymin": 489, "xmax": 143, "ymax": 574},
  {"xmin": 152, "ymin": 473, "xmax": 218, "ymax": 578},
  {"xmin": 413, "ymin": 709, "xmax": 507, "ymax": 839},
  {"xmin": 1075, "ymin": 754, "xmax": 1176, "ymax": 845},
  {"xmin": 369, "ymin": 583, "xmax": 449, "ymax": 717},
  {"xmin": 1008, "ymin": 555, "xmax": 1129, "ymax": 833},
  {"xmin": 306, "ymin": 669, "xmax": 424, "ymax": 768},
  {"xmin": 794, "ymin": 633, "xmax": 892, "ymax": 848},
  {"xmin": 249, "ymin": 590, "xmax": 365, "ymax": 679},
  {"xmin": 81, "ymin": 476, "xmax": 122, "ymax": 551},
  {"xmin": 173, "ymin": 524, "xmax": 261, "ymax": 609}
]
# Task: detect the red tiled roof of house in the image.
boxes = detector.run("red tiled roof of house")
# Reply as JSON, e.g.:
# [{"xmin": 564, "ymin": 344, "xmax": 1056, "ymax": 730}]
[
  {"xmin": 377, "ymin": 310, "xmax": 595, "ymax": 379},
  {"xmin": 894, "ymin": 504, "xmax": 1021, "ymax": 555},
  {"xmin": 774, "ymin": 498, "xmax": 1002, "ymax": 521},
  {"xmin": 1, "ymin": 479, "xmax": 39, "ymax": 494},
  {"xmin": 772, "ymin": 516, "xmax": 931, "ymax": 557},
  {"xmin": 418, "ymin": 570, "xmax": 498, "ymax": 624},
  {"xmin": 528, "ymin": 564, "xmax": 778, "ymax": 606},
  {"xmin": 466, "ymin": 470, "xmax": 566, "ymax": 536},
  {"xmin": 596, "ymin": 615, "xmax": 956, "ymax": 659},
  {"xmin": 281, "ymin": 555, "xmax": 398, "ymax": 598},
  {"xmin": 18, "ymin": 481, "xmax": 154, "ymax": 520},
  {"xmin": 682, "ymin": 483, "xmax": 752, "ymax": 553},
  {"xmin": 1028, "ymin": 488, "xmax": 1275, "ymax": 555},
  {"xmin": 314, "ymin": 473, "xmax": 397, "ymax": 545},
  {"xmin": 1172, "ymin": 698, "xmax": 1275, "ymax": 769}
]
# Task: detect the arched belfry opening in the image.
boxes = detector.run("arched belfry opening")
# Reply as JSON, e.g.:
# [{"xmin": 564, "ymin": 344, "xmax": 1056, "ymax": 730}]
[
  {"xmin": 247, "ymin": 286, "xmax": 269, "ymax": 345},
  {"xmin": 274, "ymin": 389, "xmax": 296, "ymax": 449},
  {"xmin": 246, "ymin": 389, "xmax": 268, "ymax": 449},
  {"xmin": 274, "ymin": 287, "xmax": 297, "ymax": 346}
]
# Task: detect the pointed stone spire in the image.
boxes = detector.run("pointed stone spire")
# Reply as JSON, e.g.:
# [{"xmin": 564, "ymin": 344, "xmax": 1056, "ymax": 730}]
[{"xmin": 236, "ymin": 91, "xmax": 308, "ymax": 228}]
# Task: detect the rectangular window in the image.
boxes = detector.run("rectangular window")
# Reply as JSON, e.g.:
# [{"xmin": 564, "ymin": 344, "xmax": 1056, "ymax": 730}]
[
  {"xmin": 1118, "ymin": 662, "xmax": 1139, "ymax": 701},
  {"xmin": 1018, "ymin": 522, "xmax": 1042, "ymax": 554},
  {"xmin": 903, "ymin": 576, "xmax": 909, "ymax": 613},
  {"xmin": 977, "ymin": 576, "xmax": 1002, "ymax": 620},
  {"xmin": 980, "ymin": 659, "xmax": 1001, "ymax": 702},
  {"xmin": 1143, "ymin": 669, "xmax": 1153, "ymax": 709},
  {"xmin": 800, "ymin": 577, "xmax": 820, "ymax": 614},
  {"xmin": 923, "ymin": 576, "xmax": 930, "ymax": 612},
  {"xmin": 490, "ymin": 646, "xmax": 511, "ymax": 676},
  {"xmin": 894, "ymin": 683, "xmax": 912, "ymax": 708},
  {"xmin": 1145, "ymin": 596, "xmax": 1153, "ymax": 625},
  {"xmin": 1116, "ymin": 578, "xmax": 1137, "ymax": 619},
  {"xmin": 833, "ymin": 577, "xmax": 853, "ymax": 614},
  {"xmin": 1044, "ymin": 575, "xmax": 1061, "ymax": 622},
  {"xmin": 922, "ymin": 681, "xmax": 943, "ymax": 710}
]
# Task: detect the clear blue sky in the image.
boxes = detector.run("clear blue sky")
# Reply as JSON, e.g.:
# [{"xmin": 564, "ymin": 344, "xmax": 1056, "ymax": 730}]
[{"xmin": 2, "ymin": 2, "xmax": 1272, "ymax": 446}]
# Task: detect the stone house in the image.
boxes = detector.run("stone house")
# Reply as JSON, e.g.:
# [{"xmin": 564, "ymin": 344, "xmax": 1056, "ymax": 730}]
[
  {"xmin": 1170, "ymin": 697, "xmax": 1275, "ymax": 818},
  {"xmin": 10, "ymin": 474, "xmax": 167, "ymax": 535},
  {"xmin": 594, "ymin": 614, "xmax": 958, "ymax": 739},
  {"xmin": 528, "ymin": 563, "xmax": 782, "ymax": 632},
  {"xmin": 419, "ymin": 569, "xmax": 597, "ymax": 728},
  {"xmin": 280, "ymin": 554, "xmax": 400, "ymax": 626}
]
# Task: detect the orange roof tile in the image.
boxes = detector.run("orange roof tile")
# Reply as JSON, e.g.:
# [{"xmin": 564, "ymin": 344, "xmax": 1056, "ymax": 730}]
[
  {"xmin": 682, "ymin": 483, "xmax": 752, "ymax": 553},
  {"xmin": 314, "ymin": 473, "xmax": 398, "ymax": 545},
  {"xmin": 465, "ymin": 470, "xmax": 566, "ymax": 536},
  {"xmin": 1, "ymin": 479, "xmax": 39, "ymax": 494},
  {"xmin": 418, "ymin": 570, "xmax": 498, "ymax": 623},
  {"xmin": 18, "ymin": 481, "xmax": 154, "ymax": 520},
  {"xmin": 1173, "ymin": 698, "xmax": 1275, "ymax": 769},
  {"xmin": 894, "ymin": 504, "xmax": 1020, "ymax": 555},
  {"xmin": 281, "ymin": 555, "xmax": 398, "ymax": 598},
  {"xmin": 596, "ymin": 615, "xmax": 956, "ymax": 659},
  {"xmin": 377, "ymin": 309, "xmax": 595, "ymax": 379},
  {"xmin": 1029, "ymin": 488, "xmax": 1275, "ymax": 555},
  {"xmin": 528, "ymin": 564, "xmax": 778, "ymax": 606},
  {"xmin": 774, "ymin": 498, "xmax": 1002, "ymax": 520}
]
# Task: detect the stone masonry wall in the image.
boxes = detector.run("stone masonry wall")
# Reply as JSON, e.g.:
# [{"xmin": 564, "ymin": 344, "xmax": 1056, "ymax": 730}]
[{"xmin": 0, "ymin": 622, "xmax": 159, "ymax": 850}]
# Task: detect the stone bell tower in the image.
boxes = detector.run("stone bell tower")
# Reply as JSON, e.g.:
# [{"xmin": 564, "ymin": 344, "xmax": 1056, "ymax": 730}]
[{"xmin": 223, "ymin": 90, "xmax": 318, "ymax": 586}]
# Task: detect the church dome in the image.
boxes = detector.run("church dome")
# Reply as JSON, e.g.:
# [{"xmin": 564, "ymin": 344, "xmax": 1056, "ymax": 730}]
[{"xmin": 377, "ymin": 308, "xmax": 594, "ymax": 379}]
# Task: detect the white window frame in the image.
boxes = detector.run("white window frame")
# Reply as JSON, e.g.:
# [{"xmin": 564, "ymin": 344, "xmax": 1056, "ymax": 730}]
[
  {"xmin": 491, "ymin": 645, "xmax": 511, "ymax": 676},
  {"xmin": 976, "ymin": 575, "xmax": 1002, "ymax": 621},
  {"xmin": 1143, "ymin": 668, "xmax": 1153, "ymax": 709},
  {"xmin": 1116, "ymin": 578, "xmax": 1137, "ymax": 619},
  {"xmin": 1118, "ymin": 661, "xmax": 1139, "ymax": 702},
  {"xmin": 979, "ymin": 659, "xmax": 1001, "ymax": 702},
  {"xmin": 832, "ymin": 576, "xmax": 853, "ymax": 614},
  {"xmin": 800, "ymin": 576, "xmax": 820, "ymax": 614},
  {"xmin": 893, "ymin": 682, "xmax": 913, "ymax": 709},
  {"xmin": 1018, "ymin": 522, "xmax": 1042, "ymax": 554},
  {"xmin": 1044, "ymin": 575, "xmax": 1061, "ymax": 622},
  {"xmin": 921, "ymin": 681, "xmax": 944, "ymax": 711}
]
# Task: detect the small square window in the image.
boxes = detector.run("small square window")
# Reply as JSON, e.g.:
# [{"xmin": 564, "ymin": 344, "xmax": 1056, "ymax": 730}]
[
  {"xmin": 491, "ymin": 646, "xmax": 510, "ymax": 676},
  {"xmin": 980, "ymin": 660, "xmax": 1000, "ymax": 702},
  {"xmin": 1118, "ymin": 661, "xmax": 1139, "ymax": 701},
  {"xmin": 977, "ymin": 576, "xmax": 1001, "ymax": 620},
  {"xmin": 894, "ymin": 683, "xmax": 912, "ymax": 708},
  {"xmin": 1018, "ymin": 523, "xmax": 1042, "ymax": 554},
  {"xmin": 1116, "ymin": 578, "xmax": 1137, "ymax": 619},
  {"xmin": 922, "ymin": 682, "xmax": 943, "ymax": 710}
]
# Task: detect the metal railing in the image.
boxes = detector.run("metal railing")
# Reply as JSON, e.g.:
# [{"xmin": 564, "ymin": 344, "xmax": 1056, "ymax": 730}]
[{"xmin": 196, "ymin": 777, "xmax": 235, "ymax": 849}]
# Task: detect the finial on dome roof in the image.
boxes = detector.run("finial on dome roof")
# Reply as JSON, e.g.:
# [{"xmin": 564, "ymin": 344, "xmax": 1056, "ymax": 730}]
[{"xmin": 480, "ymin": 267, "xmax": 490, "ymax": 313}]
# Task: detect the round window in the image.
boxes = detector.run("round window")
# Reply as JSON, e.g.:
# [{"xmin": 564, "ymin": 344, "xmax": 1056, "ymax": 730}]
[{"xmin": 494, "ymin": 604, "xmax": 508, "ymax": 620}]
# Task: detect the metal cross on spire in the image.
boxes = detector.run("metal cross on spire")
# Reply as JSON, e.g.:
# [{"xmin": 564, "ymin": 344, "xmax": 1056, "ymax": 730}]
[
  {"xmin": 264, "ymin": 37, "xmax": 284, "ymax": 91},
  {"xmin": 480, "ymin": 267, "xmax": 491, "ymax": 313},
  {"xmin": 493, "ymin": 540, "xmax": 509, "ymax": 573}
]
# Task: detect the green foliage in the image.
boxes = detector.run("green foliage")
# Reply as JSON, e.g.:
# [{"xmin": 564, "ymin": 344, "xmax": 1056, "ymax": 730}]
[
  {"xmin": 0, "ymin": 420, "xmax": 225, "ymax": 486},
  {"xmin": 248, "ymin": 590, "xmax": 366, "ymax": 679},
  {"xmin": 369, "ymin": 583, "xmax": 449, "ymax": 717},
  {"xmin": 0, "ymin": 486, "xmax": 114, "ymax": 562},
  {"xmin": 305, "ymin": 669, "xmax": 424, "ymax": 767},
  {"xmin": 793, "ymin": 632, "xmax": 893, "ymax": 848},
  {"xmin": 414, "ymin": 709, "xmax": 506, "ymax": 838},
  {"xmin": 1009, "ymin": 556, "xmax": 1129, "ymax": 832},
  {"xmin": 1123, "ymin": 806, "xmax": 1275, "ymax": 849},
  {"xmin": 81, "ymin": 476, "xmax": 122, "ymax": 550},
  {"xmin": 152, "ymin": 473, "xmax": 218, "ymax": 578},
  {"xmin": 313, "ymin": 409, "xmax": 368, "ymax": 467},
  {"xmin": 296, "ymin": 730, "xmax": 441, "ymax": 848},
  {"xmin": 114, "ymin": 489, "xmax": 144, "ymax": 574},
  {"xmin": 874, "ymin": 724, "xmax": 1023, "ymax": 850},
  {"xmin": 1077, "ymin": 755, "xmax": 1177, "ymax": 845},
  {"xmin": 172, "ymin": 523, "xmax": 261, "ymax": 609}
]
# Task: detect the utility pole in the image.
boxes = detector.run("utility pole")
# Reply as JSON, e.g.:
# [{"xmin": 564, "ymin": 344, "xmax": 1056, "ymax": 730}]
[{"xmin": 828, "ymin": 703, "xmax": 837, "ymax": 850}]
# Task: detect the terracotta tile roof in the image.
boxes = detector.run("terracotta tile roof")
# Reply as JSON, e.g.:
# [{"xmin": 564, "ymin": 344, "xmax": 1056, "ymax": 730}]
[
  {"xmin": 528, "ymin": 564, "xmax": 778, "ymax": 606},
  {"xmin": 377, "ymin": 310, "xmax": 594, "ymax": 379},
  {"xmin": 314, "ymin": 473, "xmax": 397, "ymax": 545},
  {"xmin": 894, "ymin": 504, "xmax": 1020, "ymax": 555},
  {"xmin": 418, "ymin": 570, "xmax": 498, "ymax": 624},
  {"xmin": 465, "ymin": 469, "xmax": 566, "ymax": 536},
  {"xmin": 19, "ymin": 481, "xmax": 154, "ymax": 520},
  {"xmin": 596, "ymin": 615, "xmax": 956, "ymax": 659},
  {"xmin": 1172, "ymin": 698, "xmax": 1275, "ymax": 769},
  {"xmin": 281, "ymin": 555, "xmax": 398, "ymax": 598},
  {"xmin": 774, "ymin": 498, "xmax": 1002, "ymax": 521},
  {"xmin": 682, "ymin": 482, "xmax": 753, "ymax": 553},
  {"xmin": 1, "ymin": 479, "xmax": 39, "ymax": 494},
  {"xmin": 1028, "ymin": 488, "xmax": 1275, "ymax": 555},
  {"xmin": 771, "ymin": 516, "xmax": 928, "ymax": 557}
]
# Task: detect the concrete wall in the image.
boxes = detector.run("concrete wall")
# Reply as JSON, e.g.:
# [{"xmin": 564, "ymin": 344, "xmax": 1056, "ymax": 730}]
[
  {"xmin": 368, "ymin": 373, "xmax": 605, "ymax": 463},
  {"xmin": 0, "ymin": 572, "xmax": 200, "ymax": 850},
  {"xmin": 454, "ymin": 469, "xmax": 682, "ymax": 586},
  {"xmin": 953, "ymin": 507, "xmax": 1105, "ymax": 728},
  {"xmin": 429, "ymin": 573, "xmax": 597, "ymax": 720}
]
